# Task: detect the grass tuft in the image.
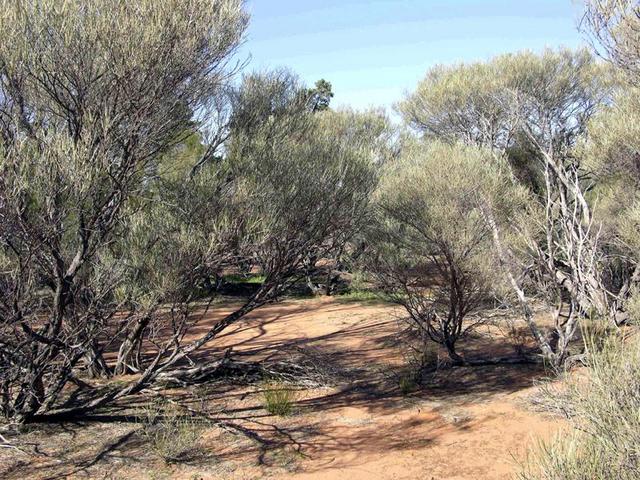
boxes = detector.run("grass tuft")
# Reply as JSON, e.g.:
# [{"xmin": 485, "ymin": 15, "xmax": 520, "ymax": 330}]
[
  {"xmin": 139, "ymin": 399, "xmax": 207, "ymax": 463},
  {"xmin": 398, "ymin": 373, "xmax": 418, "ymax": 395},
  {"xmin": 262, "ymin": 381, "xmax": 296, "ymax": 416}
]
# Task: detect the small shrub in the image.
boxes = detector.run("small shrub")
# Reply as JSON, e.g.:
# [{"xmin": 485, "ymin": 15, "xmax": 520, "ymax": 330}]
[
  {"xmin": 349, "ymin": 270, "xmax": 370, "ymax": 292},
  {"xmin": 262, "ymin": 381, "xmax": 296, "ymax": 416},
  {"xmin": 139, "ymin": 400, "xmax": 206, "ymax": 463},
  {"xmin": 579, "ymin": 319, "xmax": 615, "ymax": 353},
  {"xmin": 625, "ymin": 289, "xmax": 640, "ymax": 325},
  {"xmin": 263, "ymin": 447, "xmax": 303, "ymax": 472},
  {"xmin": 519, "ymin": 334, "xmax": 640, "ymax": 480}
]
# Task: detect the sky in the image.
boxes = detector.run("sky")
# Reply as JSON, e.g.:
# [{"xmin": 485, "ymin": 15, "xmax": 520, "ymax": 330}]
[{"xmin": 238, "ymin": 0, "xmax": 588, "ymax": 112}]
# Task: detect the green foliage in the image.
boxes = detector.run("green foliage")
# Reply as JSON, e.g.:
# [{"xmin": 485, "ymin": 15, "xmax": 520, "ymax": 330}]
[
  {"xmin": 307, "ymin": 79, "xmax": 334, "ymax": 112},
  {"xmin": 579, "ymin": 88, "xmax": 640, "ymax": 262},
  {"xmin": 0, "ymin": 0, "xmax": 249, "ymax": 421},
  {"xmin": 397, "ymin": 60, "xmax": 509, "ymax": 147},
  {"xmin": 113, "ymin": 155, "xmax": 247, "ymax": 308},
  {"xmin": 374, "ymin": 140, "xmax": 521, "ymax": 291},
  {"xmin": 227, "ymin": 71, "xmax": 380, "ymax": 285},
  {"xmin": 223, "ymin": 274, "xmax": 266, "ymax": 284},
  {"xmin": 318, "ymin": 107, "xmax": 398, "ymax": 165},
  {"xmin": 337, "ymin": 290, "xmax": 387, "ymax": 303},
  {"xmin": 399, "ymin": 48, "xmax": 608, "ymax": 146},
  {"xmin": 158, "ymin": 132, "xmax": 209, "ymax": 181},
  {"xmin": 398, "ymin": 48, "xmax": 612, "ymax": 193}
]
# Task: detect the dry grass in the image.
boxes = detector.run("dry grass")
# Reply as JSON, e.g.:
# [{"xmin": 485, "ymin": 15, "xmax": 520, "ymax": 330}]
[{"xmin": 139, "ymin": 399, "xmax": 208, "ymax": 463}]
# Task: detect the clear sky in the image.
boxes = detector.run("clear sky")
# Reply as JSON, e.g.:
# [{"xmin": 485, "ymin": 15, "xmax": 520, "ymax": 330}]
[{"xmin": 239, "ymin": 0, "xmax": 587, "ymax": 112}]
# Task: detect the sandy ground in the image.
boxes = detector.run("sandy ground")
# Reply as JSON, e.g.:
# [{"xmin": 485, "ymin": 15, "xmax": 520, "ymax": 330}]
[{"xmin": 0, "ymin": 296, "xmax": 561, "ymax": 480}]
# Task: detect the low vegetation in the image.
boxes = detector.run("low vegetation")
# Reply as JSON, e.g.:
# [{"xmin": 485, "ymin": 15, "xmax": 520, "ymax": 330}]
[
  {"xmin": 520, "ymin": 334, "xmax": 640, "ymax": 480},
  {"xmin": 1, "ymin": 0, "xmax": 640, "ymax": 478},
  {"xmin": 262, "ymin": 381, "xmax": 296, "ymax": 417},
  {"xmin": 139, "ymin": 400, "xmax": 208, "ymax": 464}
]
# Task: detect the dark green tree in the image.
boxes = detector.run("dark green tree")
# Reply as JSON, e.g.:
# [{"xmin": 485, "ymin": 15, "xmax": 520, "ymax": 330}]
[{"xmin": 307, "ymin": 79, "xmax": 334, "ymax": 112}]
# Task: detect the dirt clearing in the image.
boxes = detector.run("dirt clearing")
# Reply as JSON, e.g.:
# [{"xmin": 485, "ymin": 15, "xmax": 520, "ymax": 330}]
[{"xmin": 0, "ymin": 297, "xmax": 561, "ymax": 480}]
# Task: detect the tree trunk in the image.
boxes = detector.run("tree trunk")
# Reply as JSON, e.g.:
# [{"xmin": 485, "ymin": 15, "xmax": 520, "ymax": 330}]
[
  {"xmin": 443, "ymin": 339, "xmax": 465, "ymax": 365},
  {"xmin": 481, "ymin": 205, "xmax": 557, "ymax": 362},
  {"xmin": 85, "ymin": 341, "xmax": 111, "ymax": 378},
  {"xmin": 114, "ymin": 315, "xmax": 150, "ymax": 375},
  {"xmin": 12, "ymin": 371, "xmax": 45, "ymax": 424}
]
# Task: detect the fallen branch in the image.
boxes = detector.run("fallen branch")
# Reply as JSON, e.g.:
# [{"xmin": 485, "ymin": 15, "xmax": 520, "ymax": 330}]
[{"xmin": 0, "ymin": 431, "xmax": 30, "ymax": 456}]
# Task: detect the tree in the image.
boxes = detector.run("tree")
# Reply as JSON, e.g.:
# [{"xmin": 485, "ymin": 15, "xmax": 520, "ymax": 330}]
[
  {"xmin": 582, "ymin": 0, "xmax": 640, "ymax": 324},
  {"xmin": 368, "ymin": 141, "xmax": 519, "ymax": 364},
  {"xmin": 0, "ymin": 0, "xmax": 248, "ymax": 422},
  {"xmin": 397, "ymin": 49, "xmax": 609, "ymax": 193},
  {"xmin": 113, "ymin": 69, "xmax": 379, "ymax": 406},
  {"xmin": 306, "ymin": 79, "xmax": 334, "ymax": 112},
  {"xmin": 225, "ymin": 71, "xmax": 379, "ymax": 300},
  {"xmin": 583, "ymin": 0, "xmax": 640, "ymax": 85},
  {"xmin": 398, "ymin": 49, "xmax": 618, "ymax": 367},
  {"xmin": 397, "ymin": 61, "xmax": 514, "ymax": 151},
  {"xmin": 574, "ymin": 87, "xmax": 640, "ymax": 325},
  {"xmin": 304, "ymin": 107, "xmax": 396, "ymax": 295},
  {"xmin": 497, "ymin": 49, "xmax": 614, "ymax": 364},
  {"xmin": 0, "ymin": 48, "xmax": 379, "ymax": 422}
]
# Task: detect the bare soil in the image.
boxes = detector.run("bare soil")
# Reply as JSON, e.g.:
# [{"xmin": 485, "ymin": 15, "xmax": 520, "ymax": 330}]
[{"xmin": 0, "ymin": 296, "xmax": 562, "ymax": 480}]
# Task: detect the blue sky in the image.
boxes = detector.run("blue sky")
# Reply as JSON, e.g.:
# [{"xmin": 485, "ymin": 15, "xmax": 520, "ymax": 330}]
[{"xmin": 238, "ymin": 1, "xmax": 587, "ymax": 112}]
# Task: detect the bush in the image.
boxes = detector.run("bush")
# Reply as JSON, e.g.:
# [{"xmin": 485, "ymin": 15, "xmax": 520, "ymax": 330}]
[
  {"xmin": 519, "ymin": 334, "xmax": 640, "ymax": 480},
  {"xmin": 262, "ymin": 381, "xmax": 296, "ymax": 416},
  {"xmin": 503, "ymin": 320, "xmax": 532, "ymax": 358},
  {"xmin": 369, "ymin": 140, "xmax": 517, "ymax": 364}
]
